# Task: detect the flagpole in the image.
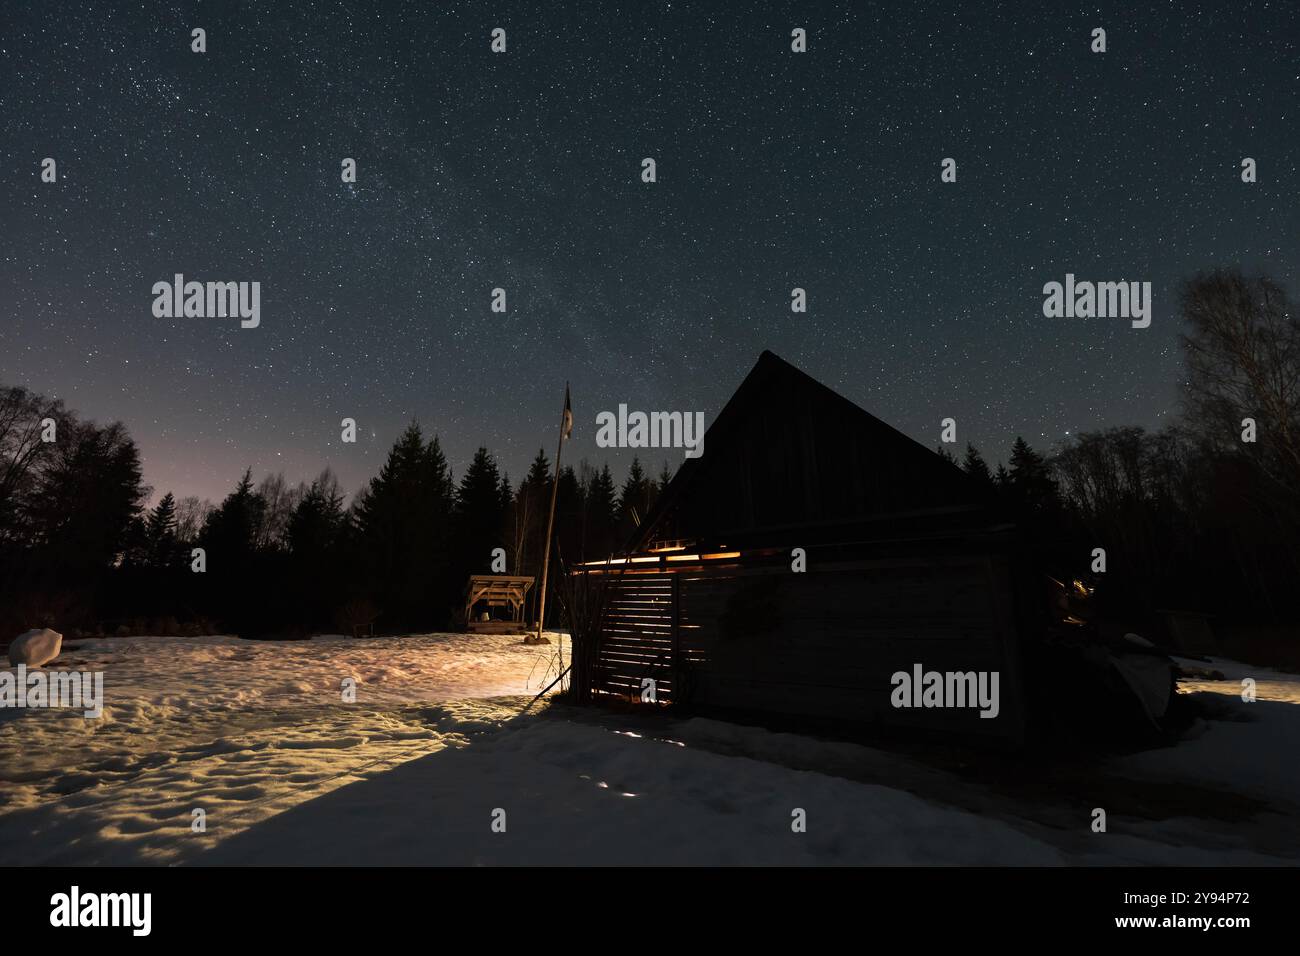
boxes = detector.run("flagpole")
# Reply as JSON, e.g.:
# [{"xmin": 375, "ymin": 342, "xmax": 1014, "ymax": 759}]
[{"xmin": 533, "ymin": 383, "xmax": 568, "ymax": 649}]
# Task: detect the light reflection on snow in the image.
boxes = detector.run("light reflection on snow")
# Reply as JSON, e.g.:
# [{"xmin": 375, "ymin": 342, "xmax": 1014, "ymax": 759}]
[{"xmin": 0, "ymin": 632, "xmax": 568, "ymax": 865}]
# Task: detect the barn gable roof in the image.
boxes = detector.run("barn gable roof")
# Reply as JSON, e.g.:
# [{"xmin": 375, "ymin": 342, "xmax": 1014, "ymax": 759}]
[{"xmin": 628, "ymin": 350, "xmax": 992, "ymax": 552}]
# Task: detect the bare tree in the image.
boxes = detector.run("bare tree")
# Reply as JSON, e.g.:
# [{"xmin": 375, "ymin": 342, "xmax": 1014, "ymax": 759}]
[
  {"xmin": 255, "ymin": 472, "xmax": 300, "ymax": 551},
  {"xmin": 1180, "ymin": 269, "xmax": 1300, "ymax": 489},
  {"xmin": 175, "ymin": 495, "xmax": 213, "ymax": 543},
  {"xmin": 508, "ymin": 484, "xmax": 533, "ymax": 578},
  {"xmin": 1180, "ymin": 270, "xmax": 1300, "ymax": 614},
  {"xmin": 0, "ymin": 385, "xmax": 68, "ymax": 538}
]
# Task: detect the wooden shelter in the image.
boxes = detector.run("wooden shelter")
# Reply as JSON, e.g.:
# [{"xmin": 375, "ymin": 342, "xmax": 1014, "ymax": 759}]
[
  {"xmin": 575, "ymin": 351, "xmax": 1036, "ymax": 744},
  {"xmin": 464, "ymin": 574, "xmax": 534, "ymax": 634}
]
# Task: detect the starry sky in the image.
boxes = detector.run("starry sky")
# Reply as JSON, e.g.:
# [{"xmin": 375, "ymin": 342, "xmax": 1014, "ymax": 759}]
[{"xmin": 2, "ymin": 1, "xmax": 1296, "ymax": 505}]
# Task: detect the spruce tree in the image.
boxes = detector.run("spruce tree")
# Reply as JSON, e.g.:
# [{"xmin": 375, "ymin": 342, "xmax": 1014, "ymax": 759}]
[
  {"xmin": 962, "ymin": 444, "xmax": 993, "ymax": 485},
  {"xmin": 200, "ymin": 469, "xmax": 264, "ymax": 561},
  {"xmin": 288, "ymin": 475, "xmax": 343, "ymax": 557},
  {"xmin": 618, "ymin": 457, "xmax": 649, "ymax": 538},
  {"xmin": 454, "ymin": 447, "xmax": 504, "ymax": 581},
  {"xmin": 518, "ymin": 448, "xmax": 552, "ymax": 579},
  {"xmin": 146, "ymin": 492, "xmax": 178, "ymax": 567},
  {"xmin": 524, "ymin": 449, "xmax": 551, "ymax": 493},
  {"xmin": 555, "ymin": 464, "xmax": 582, "ymax": 565},
  {"xmin": 353, "ymin": 423, "xmax": 455, "ymax": 630},
  {"xmin": 585, "ymin": 464, "xmax": 618, "ymax": 558},
  {"xmin": 1008, "ymin": 436, "xmax": 1059, "ymax": 513},
  {"xmin": 657, "ymin": 461, "xmax": 674, "ymax": 494},
  {"xmin": 196, "ymin": 468, "xmax": 268, "ymax": 632}
]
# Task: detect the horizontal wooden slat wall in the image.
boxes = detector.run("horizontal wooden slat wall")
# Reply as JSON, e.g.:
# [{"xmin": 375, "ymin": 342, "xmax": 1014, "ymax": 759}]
[
  {"xmin": 589, "ymin": 553, "xmax": 1025, "ymax": 743},
  {"xmin": 595, "ymin": 573, "xmax": 676, "ymax": 702}
]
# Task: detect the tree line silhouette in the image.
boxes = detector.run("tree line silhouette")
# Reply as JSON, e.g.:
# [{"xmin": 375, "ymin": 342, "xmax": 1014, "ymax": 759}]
[
  {"xmin": 941, "ymin": 270, "xmax": 1300, "ymax": 657},
  {"xmin": 0, "ymin": 396, "xmax": 671, "ymax": 637},
  {"xmin": 1, "ymin": 269, "xmax": 1297, "ymax": 649}
]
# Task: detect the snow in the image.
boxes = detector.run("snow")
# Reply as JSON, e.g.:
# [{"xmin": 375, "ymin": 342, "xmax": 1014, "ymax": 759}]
[
  {"xmin": 1113, "ymin": 657, "xmax": 1300, "ymax": 810},
  {"xmin": 203, "ymin": 712, "xmax": 1065, "ymax": 866},
  {"xmin": 0, "ymin": 632, "xmax": 568, "ymax": 865},
  {"xmin": 7, "ymin": 628, "xmax": 62, "ymax": 667},
  {"xmin": 1, "ymin": 636, "xmax": 1296, "ymax": 866}
]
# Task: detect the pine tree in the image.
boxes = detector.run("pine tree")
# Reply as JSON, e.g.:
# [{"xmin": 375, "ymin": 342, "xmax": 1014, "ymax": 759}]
[
  {"xmin": 454, "ymin": 447, "xmax": 504, "ymax": 579},
  {"xmin": 146, "ymin": 492, "xmax": 178, "ymax": 567},
  {"xmin": 585, "ymin": 463, "xmax": 618, "ymax": 558},
  {"xmin": 353, "ymin": 423, "xmax": 454, "ymax": 630},
  {"xmin": 200, "ymin": 469, "xmax": 265, "ymax": 562},
  {"xmin": 618, "ymin": 457, "xmax": 649, "ymax": 537},
  {"xmin": 498, "ymin": 472, "xmax": 513, "ymax": 517},
  {"xmin": 555, "ymin": 464, "xmax": 582, "ymax": 565},
  {"xmin": 523, "ymin": 449, "xmax": 551, "ymax": 494},
  {"xmin": 282, "ymin": 470, "xmax": 347, "ymax": 631},
  {"xmin": 1007, "ymin": 436, "xmax": 1062, "ymax": 519},
  {"xmin": 195, "ymin": 468, "xmax": 268, "ymax": 633},
  {"xmin": 963, "ymin": 444, "xmax": 993, "ymax": 485},
  {"xmin": 517, "ymin": 448, "xmax": 552, "ymax": 579},
  {"xmin": 287, "ymin": 473, "xmax": 343, "ymax": 557},
  {"xmin": 354, "ymin": 423, "xmax": 427, "ymax": 541},
  {"xmin": 30, "ymin": 419, "xmax": 147, "ymax": 574},
  {"xmin": 657, "ymin": 461, "xmax": 674, "ymax": 494}
]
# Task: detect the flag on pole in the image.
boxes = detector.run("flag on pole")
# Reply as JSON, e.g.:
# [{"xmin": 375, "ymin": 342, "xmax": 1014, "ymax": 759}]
[{"xmin": 561, "ymin": 384, "xmax": 573, "ymax": 440}]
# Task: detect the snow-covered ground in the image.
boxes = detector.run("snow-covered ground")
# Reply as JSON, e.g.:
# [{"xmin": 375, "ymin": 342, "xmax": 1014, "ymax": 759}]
[
  {"xmin": 0, "ymin": 632, "xmax": 568, "ymax": 865},
  {"xmin": 1115, "ymin": 658, "xmax": 1300, "ymax": 810},
  {"xmin": 1, "ymin": 635, "xmax": 1297, "ymax": 865}
]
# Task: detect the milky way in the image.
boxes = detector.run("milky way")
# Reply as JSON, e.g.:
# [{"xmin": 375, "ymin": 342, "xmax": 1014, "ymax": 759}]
[{"xmin": 1, "ymin": 1, "xmax": 1296, "ymax": 503}]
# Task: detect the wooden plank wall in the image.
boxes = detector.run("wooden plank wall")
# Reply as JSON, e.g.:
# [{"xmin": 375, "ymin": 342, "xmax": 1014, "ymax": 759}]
[
  {"xmin": 594, "ymin": 573, "xmax": 677, "ymax": 703},
  {"xmin": 594, "ymin": 556, "xmax": 1026, "ymax": 742},
  {"xmin": 677, "ymin": 558, "xmax": 1025, "ymax": 740}
]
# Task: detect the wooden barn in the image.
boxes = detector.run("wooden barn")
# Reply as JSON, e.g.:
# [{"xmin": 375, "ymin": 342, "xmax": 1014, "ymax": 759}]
[{"xmin": 575, "ymin": 351, "xmax": 1038, "ymax": 744}]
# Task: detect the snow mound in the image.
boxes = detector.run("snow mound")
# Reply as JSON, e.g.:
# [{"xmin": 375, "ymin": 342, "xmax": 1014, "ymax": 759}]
[{"xmin": 8, "ymin": 628, "xmax": 62, "ymax": 667}]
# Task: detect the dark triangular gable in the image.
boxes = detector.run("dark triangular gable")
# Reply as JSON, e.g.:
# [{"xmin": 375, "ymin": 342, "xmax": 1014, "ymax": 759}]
[{"xmin": 630, "ymin": 350, "xmax": 991, "ymax": 551}]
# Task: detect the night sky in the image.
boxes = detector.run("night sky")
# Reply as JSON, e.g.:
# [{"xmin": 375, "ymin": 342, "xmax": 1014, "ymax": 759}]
[{"xmin": 2, "ymin": 1, "xmax": 1296, "ymax": 505}]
